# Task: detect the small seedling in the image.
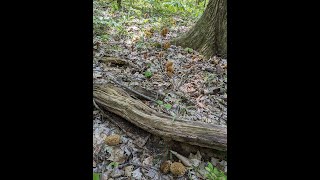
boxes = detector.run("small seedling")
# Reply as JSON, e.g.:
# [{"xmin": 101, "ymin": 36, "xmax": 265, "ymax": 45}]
[
  {"xmin": 109, "ymin": 162, "xmax": 119, "ymax": 169},
  {"xmin": 157, "ymin": 100, "xmax": 164, "ymax": 105},
  {"xmin": 144, "ymin": 70, "xmax": 153, "ymax": 78},
  {"xmin": 93, "ymin": 173, "xmax": 100, "ymax": 180},
  {"xmin": 184, "ymin": 47, "xmax": 193, "ymax": 53},
  {"xmin": 205, "ymin": 162, "xmax": 227, "ymax": 180},
  {"xmin": 163, "ymin": 103, "xmax": 172, "ymax": 110}
]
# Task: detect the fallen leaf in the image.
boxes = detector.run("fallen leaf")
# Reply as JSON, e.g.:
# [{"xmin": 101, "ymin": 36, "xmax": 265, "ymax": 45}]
[
  {"xmin": 197, "ymin": 102, "xmax": 205, "ymax": 108},
  {"xmin": 124, "ymin": 165, "xmax": 134, "ymax": 177},
  {"xmin": 132, "ymin": 168, "xmax": 142, "ymax": 179},
  {"xmin": 142, "ymin": 156, "xmax": 153, "ymax": 166},
  {"xmin": 170, "ymin": 150, "xmax": 192, "ymax": 167},
  {"xmin": 110, "ymin": 168, "xmax": 124, "ymax": 178},
  {"xmin": 143, "ymin": 52, "xmax": 148, "ymax": 59},
  {"xmin": 107, "ymin": 147, "xmax": 127, "ymax": 163}
]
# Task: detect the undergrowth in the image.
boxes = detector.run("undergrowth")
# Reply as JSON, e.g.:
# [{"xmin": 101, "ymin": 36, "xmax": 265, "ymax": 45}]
[{"xmin": 93, "ymin": 0, "xmax": 208, "ymax": 39}]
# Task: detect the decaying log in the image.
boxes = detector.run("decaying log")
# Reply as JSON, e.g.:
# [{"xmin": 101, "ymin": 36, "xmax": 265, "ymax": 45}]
[{"xmin": 93, "ymin": 84, "xmax": 227, "ymax": 151}]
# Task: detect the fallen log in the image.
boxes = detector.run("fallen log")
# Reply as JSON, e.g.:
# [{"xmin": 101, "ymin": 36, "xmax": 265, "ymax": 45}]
[{"xmin": 93, "ymin": 84, "xmax": 227, "ymax": 151}]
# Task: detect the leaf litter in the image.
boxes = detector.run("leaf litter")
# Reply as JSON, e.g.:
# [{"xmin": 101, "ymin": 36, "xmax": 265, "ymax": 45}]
[{"xmin": 93, "ymin": 0, "xmax": 227, "ymax": 179}]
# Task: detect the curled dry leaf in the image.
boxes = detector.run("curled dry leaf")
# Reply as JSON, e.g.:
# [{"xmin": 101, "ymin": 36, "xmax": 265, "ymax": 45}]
[
  {"xmin": 132, "ymin": 167, "xmax": 142, "ymax": 179},
  {"xmin": 180, "ymin": 83, "xmax": 196, "ymax": 93},
  {"xmin": 107, "ymin": 147, "xmax": 127, "ymax": 163},
  {"xmin": 197, "ymin": 102, "xmax": 205, "ymax": 108},
  {"xmin": 190, "ymin": 159, "xmax": 201, "ymax": 167},
  {"xmin": 189, "ymin": 151, "xmax": 202, "ymax": 160},
  {"xmin": 144, "ymin": 168, "xmax": 158, "ymax": 179},
  {"xmin": 143, "ymin": 52, "xmax": 148, "ymax": 59},
  {"xmin": 142, "ymin": 156, "xmax": 153, "ymax": 166},
  {"xmin": 170, "ymin": 150, "xmax": 192, "ymax": 167},
  {"xmin": 124, "ymin": 165, "xmax": 134, "ymax": 177}
]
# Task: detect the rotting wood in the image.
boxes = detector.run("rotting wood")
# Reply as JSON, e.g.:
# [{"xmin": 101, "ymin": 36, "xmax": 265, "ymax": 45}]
[{"xmin": 93, "ymin": 84, "xmax": 227, "ymax": 151}]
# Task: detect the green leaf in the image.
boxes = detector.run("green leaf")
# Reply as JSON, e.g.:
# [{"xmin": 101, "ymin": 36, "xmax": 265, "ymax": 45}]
[
  {"xmin": 219, "ymin": 176, "xmax": 227, "ymax": 180},
  {"xmin": 213, "ymin": 167, "xmax": 220, "ymax": 175},
  {"xmin": 164, "ymin": 103, "xmax": 172, "ymax": 110},
  {"xmin": 93, "ymin": 173, "xmax": 100, "ymax": 180},
  {"xmin": 184, "ymin": 47, "xmax": 193, "ymax": 53},
  {"xmin": 144, "ymin": 70, "xmax": 152, "ymax": 78},
  {"xmin": 157, "ymin": 100, "xmax": 163, "ymax": 105},
  {"xmin": 109, "ymin": 162, "xmax": 119, "ymax": 168},
  {"xmin": 207, "ymin": 162, "xmax": 214, "ymax": 171},
  {"xmin": 205, "ymin": 167, "xmax": 211, "ymax": 172}
]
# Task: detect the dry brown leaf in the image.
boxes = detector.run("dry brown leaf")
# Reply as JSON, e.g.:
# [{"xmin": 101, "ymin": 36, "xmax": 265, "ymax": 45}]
[
  {"xmin": 142, "ymin": 156, "xmax": 153, "ymax": 166},
  {"xmin": 180, "ymin": 83, "xmax": 196, "ymax": 93},
  {"xmin": 124, "ymin": 165, "xmax": 134, "ymax": 177},
  {"xmin": 182, "ymin": 64, "xmax": 192, "ymax": 69},
  {"xmin": 158, "ymin": 51, "xmax": 165, "ymax": 58},
  {"xmin": 197, "ymin": 102, "xmax": 206, "ymax": 108},
  {"xmin": 143, "ymin": 52, "xmax": 148, "ymax": 59},
  {"xmin": 107, "ymin": 147, "xmax": 127, "ymax": 163}
]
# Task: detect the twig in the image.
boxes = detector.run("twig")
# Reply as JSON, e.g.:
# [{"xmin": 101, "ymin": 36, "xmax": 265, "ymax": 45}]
[
  {"xmin": 129, "ymin": 162, "xmax": 160, "ymax": 171},
  {"xmin": 177, "ymin": 73, "xmax": 188, "ymax": 90},
  {"xmin": 109, "ymin": 77, "xmax": 158, "ymax": 103},
  {"xmin": 93, "ymin": 99, "xmax": 103, "ymax": 112}
]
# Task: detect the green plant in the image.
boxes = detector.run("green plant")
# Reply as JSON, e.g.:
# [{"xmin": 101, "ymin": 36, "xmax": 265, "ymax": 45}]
[
  {"xmin": 205, "ymin": 162, "xmax": 227, "ymax": 180},
  {"xmin": 184, "ymin": 47, "xmax": 193, "ymax": 53},
  {"xmin": 93, "ymin": 172, "xmax": 100, "ymax": 180},
  {"xmin": 100, "ymin": 34, "xmax": 110, "ymax": 41},
  {"xmin": 163, "ymin": 103, "xmax": 172, "ymax": 110},
  {"xmin": 109, "ymin": 162, "xmax": 119, "ymax": 169},
  {"xmin": 156, "ymin": 100, "xmax": 164, "ymax": 105},
  {"xmin": 144, "ymin": 70, "xmax": 153, "ymax": 78}
]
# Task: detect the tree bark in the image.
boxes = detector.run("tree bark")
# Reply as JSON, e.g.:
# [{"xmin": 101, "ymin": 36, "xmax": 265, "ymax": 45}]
[
  {"xmin": 173, "ymin": 0, "xmax": 227, "ymax": 58},
  {"xmin": 93, "ymin": 84, "xmax": 227, "ymax": 151}
]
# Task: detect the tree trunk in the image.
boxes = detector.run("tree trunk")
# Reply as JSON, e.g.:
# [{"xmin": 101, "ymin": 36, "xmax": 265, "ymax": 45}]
[
  {"xmin": 93, "ymin": 84, "xmax": 227, "ymax": 151},
  {"xmin": 173, "ymin": 0, "xmax": 227, "ymax": 58}
]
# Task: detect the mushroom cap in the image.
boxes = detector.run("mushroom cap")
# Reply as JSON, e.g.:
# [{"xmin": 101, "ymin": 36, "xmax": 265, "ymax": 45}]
[
  {"xmin": 105, "ymin": 134, "xmax": 121, "ymax": 146},
  {"xmin": 170, "ymin": 162, "xmax": 186, "ymax": 176},
  {"xmin": 160, "ymin": 160, "xmax": 172, "ymax": 174}
]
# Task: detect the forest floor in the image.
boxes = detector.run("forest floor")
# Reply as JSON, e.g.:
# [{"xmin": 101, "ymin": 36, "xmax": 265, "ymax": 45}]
[{"xmin": 93, "ymin": 1, "xmax": 227, "ymax": 179}]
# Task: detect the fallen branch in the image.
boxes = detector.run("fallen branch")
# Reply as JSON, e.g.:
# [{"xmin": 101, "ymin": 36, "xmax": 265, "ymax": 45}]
[
  {"xmin": 109, "ymin": 78, "xmax": 158, "ymax": 103},
  {"xmin": 93, "ymin": 84, "xmax": 227, "ymax": 151}
]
